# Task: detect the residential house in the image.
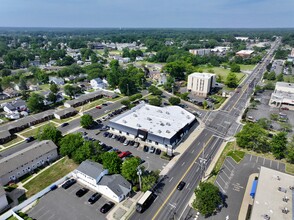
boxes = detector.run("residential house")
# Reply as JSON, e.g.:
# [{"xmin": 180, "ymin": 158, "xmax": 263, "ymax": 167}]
[
  {"xmin": 77, "ymin": 82, "xmax": 92, "ymax": 91},
  {"xmin": 49, "ymin": 77, "xmax": 65, "ymax": 85},
  {"xmin": 42, "ymin": 91, "xmax": 64, "ymax": 106},
  {"xmin": 72, "ymin": 160, "xmax": 131, "ymax": 203},
  {"xmin": 0, "ymin": 93, "xmax": 9, "ymax": 100},
  {"xmin": 29, "ymin": 85, "xmax": 40, "ymax": 91},
  {"xmin": 0, "ymin": 186, "xmax": 8, "ymax": 212},
  {"xmin": 0, "ymin": 140, "xmax": 58, "ymax": 185},
  {"xmin": 3, "ymin": 99, "xmax": 27, "ymax": 119},
  {"xmin": 3, "ymin": 88, "xmax": 20, "ymax": 98},
  {"xmin": 0, "ymin": 130, "xmax": 13, "ymax": 145},
  {"xmin": 90, "ymin": 78, "xmax": 108, "ymax": 90},
  {"xmin": 54, "ymin": 107, "xmax": 77, "ymax": 120}
]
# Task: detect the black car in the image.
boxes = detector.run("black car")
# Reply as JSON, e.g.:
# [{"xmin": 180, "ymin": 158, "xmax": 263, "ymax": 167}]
[
  {"xmin": 25, "ymin": 136, "xmax": 35, "ymax": 143},
  {"xmin": 129, "ymin": 140, "xmax": 135, "ymax": 146},
  {"xmin": 103, "ymin": 132, "xmax": 110, "ymax": 137},
  {"xmin": 103, "ymin": 145, "xmax": 113, "ymax": 152},
  {"xmin": 62, "ymin": 179, "xmax": 76, "ymax": 189},
  {"xmin": 143, "ymin": 145, "xmax": 149, "ymax": 152},
  {"xmin": 108, "ymin": 133, "xmax": 113, "ymax": 138},
  {"xmin": 115, "ymin": 135, "xmax": 121, "ymax": 141},
  {"xmin": 100, "ymin": 201, "xmax": 115, "ymax": 213},
  {"xmin": 155, "ymin": 148, "xmax": 162, "ymax": 155},
  {"xmin": 61, "ymin": 122, "xmax": 69, "ymax": 127},
  {"xmin": 102, "ymin": 103, "xmax": 108, "ymax": 106},
  {"xmin": 134, "ymin": 142, "xmax": 140, "ymax": 148},
  {"xmin": 177, "ymin": 181, "xmax": 186, "ymax": 190},
  {"xmin": 96, "ymin": 119, "xmax": 102, "ymax": 124},
  {"xmin": 88, "ymin": 192, "xmax": 101, "ymax": 204},
  {"xmin": 120, "ymin": 136, "xmax": 126, "ymax": 143},
  {"xmin": 76, "ymin": 188, "xmax": 89, "ymax": 197}
]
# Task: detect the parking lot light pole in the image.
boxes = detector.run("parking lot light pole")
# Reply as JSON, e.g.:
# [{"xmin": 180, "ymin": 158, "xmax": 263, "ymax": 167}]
[{"xmin": 137, "ymin": 167, "xmax": 142, "ymax": 190}]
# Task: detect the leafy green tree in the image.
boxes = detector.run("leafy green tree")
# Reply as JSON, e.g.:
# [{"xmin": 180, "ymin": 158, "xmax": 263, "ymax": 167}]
[
  {"xmin": 270, "ymin": 132, "xmax": 287, "ymax": 159},
  {"xmin": 163, "ymin": 61, "xmax": 187, "ymax": 80},
  {"xmin": 36, "ymin": 123, "xmax": 62, "ymax": 145},
  {"xmin": 47, "ymin": 92, "xmax": 57, "ymax": 103},
  {"xmin": 118, "ymin": 77, "xmax": 137, "ymax": 96},
  {"xmin": 226, "ymin": 72, "xmax": 238, "ymax": 88},
  {"xmin": 59, "ymin": 133, "xmax": 84, "ymax": 157},
  {"xmin": 230, "ymin": 63, "xmax": 241, "ymax": 72},
  {"xmin": 0, "ymin": 69, "xmax": 11, "ymax": 77},
  {"xmin": 27, "ymin": 93, "xmax": 45, "ymax": 113},
  {"xmin": 192, "ymin": 182, "xmax": 222, "ymax": 216},
  {"xmin": 276, "ymin": 73, "xmax": 284, "ymax": 82},
  {"xmin": 18, "ymin": 76, "xmax": 28, "ymax": 90},
  {"xmin": 263, "ymin": 82, "xmax": 275, "ymax": 90},
  {"xmin": 141, "ymin": 170, "xmax": 159, "ymax": 192},
  {"xmin": 90, "ymin": 54, "xmax": 98, "ymax": 63},
  {"xmin": 50, "ymin": 83, "xmax": 59, "ymax": 94},
  {"xmin": 267, "ymin": 72, "xmax": 276, "ymax": 81},
  {"xmin": 236, "ymin": 123, "xmax": 269, "ymax": 152},
  {"xmin": 257, "ymin": 118, "xmax": 272, "ymax": 130},
  {"xmin": 121, "ymin": 157, "xmax": 141, "ymax": 183},
  {"xmin": 72, "ymin": 141, "xmax": 92, "ymax": 163},
  {"xmin": 148, "ymin": 85, "xmax": 163, "ymax": 96},
  {"xmin": 64, "ymin": 85, "xmax": 81, "ymax": 98},
  {"xmin": 270, "ymin": 113, "xmax": 279, "ymax": 121},
  {"xmin": 21, "ymin": 91, "xmax": 30, "ymax": 100},
  {"xmin": 102, "ymin": 152, "xmax": 122, "ymax": 174},
  {"xmin": 279, "ymin": 122, "xmax": 292, "ymax": 132},
  {"xmin": 149, "ymin": 97, "xmax": 162, "ymax": 106},
  {"xmin": 121, "ymin": 99, "xmax": 131, "ymax": 108},
  {"xmin": 80, "ymin": 114, "xmax": 94, "ymax": 129},
  {"xmin": 203, "ymin": 100, "xmax": 208, "ymax": 109},
  {"xmin": 286, "ymin": 135, "xmax": 294, "ymax": 163},
  {"xmin": 168, "ymin": 96, "xmax": 181, "ymax": 105}
]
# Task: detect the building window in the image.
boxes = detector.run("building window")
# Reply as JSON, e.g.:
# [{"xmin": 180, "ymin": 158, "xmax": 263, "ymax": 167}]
[
  {"xmin": 155, "ymin": 142, "xmax": 158, "ymax": 145},
  {"xmin": 119, "ymin": 131, "xmax": 122, "ymax": 134},
  {"xmin": 127, "ymin": 132, "xmax": 129, "ymax": 135}
]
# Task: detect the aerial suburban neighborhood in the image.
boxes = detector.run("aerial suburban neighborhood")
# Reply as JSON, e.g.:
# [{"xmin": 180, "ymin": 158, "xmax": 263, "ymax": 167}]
[{"xmin": 0, "ymin": 1, "xmax": 294, "ymax": 220}]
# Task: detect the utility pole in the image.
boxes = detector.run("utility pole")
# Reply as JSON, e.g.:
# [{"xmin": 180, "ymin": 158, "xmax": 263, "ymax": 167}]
[{"xmin": 137, "ymin": 166, "xmax": 142, "ymax": 190}]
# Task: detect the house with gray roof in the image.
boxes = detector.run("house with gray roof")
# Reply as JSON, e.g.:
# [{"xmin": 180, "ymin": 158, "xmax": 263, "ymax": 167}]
[
  {"xmin": 0, "ymin": 130, "xmax": 13, "ymax": 145},
  {"xmin": 0, "ymin": 140, "xmax": 58, "ymax": 185},
  {"xmin": 54, "ymin": 107, "xmax": 77, "ymax": 120},
  {"xmin": 72, "ymin": 160, "xmax": 131, "ymax": 203}
]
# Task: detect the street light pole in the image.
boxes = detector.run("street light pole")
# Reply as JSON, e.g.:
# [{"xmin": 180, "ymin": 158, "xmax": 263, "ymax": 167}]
[{"xmin": 137, "ymin": 166, "xmax": 142, "ymax": 190}]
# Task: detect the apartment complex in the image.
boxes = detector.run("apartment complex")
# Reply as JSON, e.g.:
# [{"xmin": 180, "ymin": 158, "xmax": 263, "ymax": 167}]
[
  {"xmin": 187, "ymin": 72, "xmax": 216, "ymax": 97},
  {"xmin": 189, "ymin": 49, "xmax": 211, "ymax": 56}
]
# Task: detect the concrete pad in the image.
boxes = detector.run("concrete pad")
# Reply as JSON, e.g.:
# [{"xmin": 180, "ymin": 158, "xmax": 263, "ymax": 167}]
[{"xmin": 112, "ymin": 207, "xmax": 127, "ymax": 220}]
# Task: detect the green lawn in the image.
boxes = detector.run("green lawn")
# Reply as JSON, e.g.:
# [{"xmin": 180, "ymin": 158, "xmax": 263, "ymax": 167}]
[
  {"xmin": 210, "ymin": 95, "xmax": 227, "ymax": 109},
  {"xmin": 19, "ymin": 122, "xmax": 55, "ymax": 138},
  {"xmin": 240, "ymin": 64, "xmax": 256, "ymax": 71},
  {"xmin": 227, "ymin": 150, "xmax": 245, "ymax": 163},
  {"xmin": 202, "ymin": 66, "xmax": 245, "ymax": 82},
  {"xmin": 6, "ymin": 216, "xmax": 18, "ymax": 220},
  {"xmin": 23, "ymin": 157, "xmax": 78, "ymax": 198},
  {"xmin": 2, "ymin": 136, "xmax": 24, "ymax": 148}
]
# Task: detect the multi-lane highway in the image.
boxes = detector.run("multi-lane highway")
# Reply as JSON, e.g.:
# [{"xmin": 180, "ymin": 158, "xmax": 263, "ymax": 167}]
[{"xmin": 130, "ymin": 38, "xmax": 281, "ymax": 220}]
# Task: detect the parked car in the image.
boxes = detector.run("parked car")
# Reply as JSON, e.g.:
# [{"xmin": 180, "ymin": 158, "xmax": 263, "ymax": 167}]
[
  {"xmin": 102, "ymin": 103, "xmax": 108, "ymax": 106},
  {"xmin": 88, "ymin": 192, "xmax": 101, "ymax": 204},
  {"xmin": 129, "ymin": 140, "xmax": 135, "ymax": 146},
  {"xmin": 123, "ymin": 140, "xmax": 130, "ymax": 146},
  {"xmin": 155, "ymin": 148, "xmax": 162, "ymax": 155},
  {"xmin": 108, "ymin": 133, "xmax": 113, "ymax": 138},
  {"xmin": 177, "ymin": 181, "xmax": 186, "ymax": 190},
  {"xmin": 76, "ymin": 187, "xmax": 89, "ymax": 197},
  {"xmin": 118, "ymin": 151, "xmax": 132, "ymax": 158},
  {"xmin": 112, "ymin": 134, "xmax": 118, "ymax": 139},
  {"xmin": 100, "ymin": 201, "xmax": 115, "ymax": 213},
  {"xmin": 62, "ymin": 179, "xmax": 76, "ymax": 189},
  {"xmin": 115, "ymin": 135, "xmax": 121, "ymax": 141},
  {"xmin": 103, "ymin": 132, "xmax": 110, "ymax": 137},
  {"xmin": 281, "ymin": 107, "xmax": 289, "ymax": 110},
  {"xmin": 25, "ymin": 136, "xmax": 35, "ymax": 143},
  {"xmin": 50, "ymin": 184, "xmax": 58, "ymax": 190},
  {"xmin": 149, "ymin": 146, "xmax": 155, "ymax": 153},
  {"xmin": 102, "ymin": 145, "xmax": 112, "ymax": 152},
  {"xmin": 143, "ymin": 145, "xmax": 149, "ymax": 152},
  {"xmin": 96, "ymin": 105, "xmax": 102, "ymax": 109},
  {"xmin": 120, "ymin": 136, "xmax": 126, "ymax": 143},
  {"xmin": 61, "ymin": 122, "xmax": 69, "ymax": 127},
  {"xmin": 96, "ymin": 119, "xmax": 102, "ymax": 124},
  {"xmin": 134, "ymin": 142, "xmax": 140, "ymax": 148}
]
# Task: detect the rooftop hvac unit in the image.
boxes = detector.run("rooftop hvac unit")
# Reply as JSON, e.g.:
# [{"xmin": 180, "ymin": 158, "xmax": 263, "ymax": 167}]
[
  {"xmin": 146, "ymin": 107, "xmax": 149, "ymax": 110},
  {"xmin": 147, "ymin": 117, "xmax": 152, "ymax": 121},
  {"xmin": 181, "ymin": 111, "xmax": 184, "ymax": 114},
  {"xmin": 158, "ymin": 130, "xmax": 162, "ymax": 133},
  {"xmin": 123, "ymin": 120, "xmax": 127, "ymax": 123},
  {"xmin": 166, "ymin": 122, "xmax": 171, "ymax": 126},
  {"xmin": 133, "ymin": 114, "xmax": 137, "ymax": 117},
  {"xmin": 137, "ymin": 124, "xmax": 141, "ymax": 127},
  {"xmin": 166, "ymin": 130, "xmax": 170, "ymax": 133},
  {"xmin": 187, "ymin": 115, "xmax": 190, "ymax": 119},
  {"xmin": 166, "ymin": 111, "xmax": 170, "ymax": 115},
  {"xmin": 157, "ymin": 110, "xmax": 162, "ymax": 113},
  {"xmin": 160, "ymin": 122, "xmax": 164, "ymax": 126}
]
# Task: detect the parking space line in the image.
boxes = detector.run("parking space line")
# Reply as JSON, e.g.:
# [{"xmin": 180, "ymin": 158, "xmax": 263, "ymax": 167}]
[
  {"xmin": 270, "ymin": 160, "xmax": 272, "ymax": 167},
  {"xmin": 191, "ymin": 149, "xmax": 195, "ymax": 153},
  {"xmin": 277, "ymin": 162, "xmax": 279, "ymax": 170},
  {"xmin": 186, "ymin": 183, "xmax": 190, "ymax": 189},
  {"xmin": 263, "ymin": 158, "xmax": 265, "ymax": 165},
  {"xmin": 256, "ymin": 156, "xmax": 259, "ymax": 163},
  {"xmin": 215, "ymin": 180, "xmax": 226, "ymax": 194},
  {"xmin": 226, "ymin": 159, "xmax": 235, "ymax": 169},
  {"xmin": 221, "ymin": 169, "xmax": 231, "ymax": 179},
  {"xmin": 218, "ymin": 174, "xmax": 228, "ymax": 185},
  {"xmin": 169, "ymin": 177, "xmax": 174, "ymax": 182},
  {"xmin": 181, "ymin": 162, "xmax": 185, "ymax": 166},
  {"xmin": 249, "ymin": 154, "xmax": 252, "ymax": 161}
]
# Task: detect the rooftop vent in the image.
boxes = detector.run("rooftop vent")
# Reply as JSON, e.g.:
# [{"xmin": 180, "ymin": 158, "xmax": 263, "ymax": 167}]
[
  {"xmin": 187, "ymin": 115, "xmax": 190, "ymax": 119},
  {"xmin": 157, "ymin": 110, "xmax": 162, "ymax": 113},
  {"xmin": 166, "ymin": 111, "xmax": 170, "ymax": 115},
  {"xmin": 278, "ymin": 186, "xmax": 287, "ymax": 193},
  {"xmin": 123, "ymin": 120, "xmax": 127, "ymax": 123},
  {"xmin": 137, "ymin": 124, "xmax": 141, "ymax": 127},
  {"xmin": 147, "ymin": 117, "xmax": 152, "ymax": 121},
  {"xmin": 133, "ymin": 114, "xmax": 137, "ymax": 117},
  {"xmin": 166, "ymin": 122, "xmax": 171, "ymax": 126},
  {"xmin": 181, "ymin": 111, "xmax": 184, "ymax": 114},
  {"xmin": 146, "ymin": 107, "xmax": 149, "ymax": 110},
  {"xmin": 158, "ymin": 130, "xmax": 162, "ymax": 133},
  {"xmin": 160, "ymin": 122, "xmax": 164, "ymax": 126},
  {"xmin": 166, "ymin": 130, "xmax": 170, "ymax": 133}
]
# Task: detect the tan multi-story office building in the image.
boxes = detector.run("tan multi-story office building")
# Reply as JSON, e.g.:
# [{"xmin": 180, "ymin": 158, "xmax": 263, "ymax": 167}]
[{"xmin": 187, "ymin": 72, "xmax": 216, "ymax": 97}]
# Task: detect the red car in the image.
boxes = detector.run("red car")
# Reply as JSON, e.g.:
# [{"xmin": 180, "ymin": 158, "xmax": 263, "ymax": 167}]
[
  {"xmin": 281, "ymin": 107, "xmax": 289, "ymax": 110},
  {"xmin": 118, "ymin": 151, "xmax": 132, "ymax": 158},
  {"xmin": 96, "ymin": 106, "xmax": 102, "ymax": 109}
]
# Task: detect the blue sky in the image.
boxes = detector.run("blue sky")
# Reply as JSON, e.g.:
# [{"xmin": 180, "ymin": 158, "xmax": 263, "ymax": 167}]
[{"xmin": 0, "ymin": 0, "xmax": 293, "ymax": 28}]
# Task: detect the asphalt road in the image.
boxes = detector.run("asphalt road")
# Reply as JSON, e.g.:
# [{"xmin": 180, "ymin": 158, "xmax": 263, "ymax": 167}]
[{"xmin": 130, "ymin": 38, "xmax": 281, "ymax": 220}]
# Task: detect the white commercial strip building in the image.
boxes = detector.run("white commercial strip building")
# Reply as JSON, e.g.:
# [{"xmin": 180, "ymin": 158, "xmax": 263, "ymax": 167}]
[
  {"xmin": 187, "ymin": 72, "xmax": 216, "ymax": 97},
  {"xmin": 72, "ymin": 160, "xmax": 131, "ymax": 203},
  {"xmin": 250, "ymin": 166, "xmax": 293, "ymax": 220},
  {"xmin": 108, "ymin": 103, "xmax": 197, "ymax": 149},
  {"xmin": 269, "ymin": 82, "xmax": 294, "ymax": 110}
]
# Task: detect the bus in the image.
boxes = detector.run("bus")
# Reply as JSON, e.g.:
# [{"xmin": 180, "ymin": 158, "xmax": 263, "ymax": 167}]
[{"xmin": 136, "ymin": 190, "xmax": 154, "ymax": 213}]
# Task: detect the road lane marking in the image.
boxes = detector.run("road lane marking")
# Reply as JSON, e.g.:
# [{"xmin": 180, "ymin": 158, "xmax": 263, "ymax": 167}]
[
  {"xmin": 192, "ymin": 149, "xmax": 195, "ymax": 153},
  {"xmin": 152, "ymin": 135, "xmax": 216, "ymax": 220},
  {"xmin": 181, "ymin": 162, "xmax": 185, "ymax": 166},
  {"xmin": 249, "ymin": 154, "xmax": 252, "ymax": 161},
  {"xmin": 277, "ymin": 162, "xmax": 279, "ymax": 170},
  {"xmin": 215, "ymin": 180, "xmax": 226, "ymax": 194},
  {"xmin": 169, "ymin": 177, "xmax": 174, "ymax": 182},
  {"xmin": 256, "ymin": 156, "xmax": 259, "ymax": 163},
  {"xmin": 263, "ymin": 158, "xmax": 265, "ymax": 165},
  {"xmin": 185, "ymin": 183, "xmax": 190, "ymax": 189},
  {"xmin": 226, "ymin": 159, "xmax": 235, "ymax": 169},
  {"xmin": 270, "ymin": 160, "xmax": 272, "ymax": 167}
]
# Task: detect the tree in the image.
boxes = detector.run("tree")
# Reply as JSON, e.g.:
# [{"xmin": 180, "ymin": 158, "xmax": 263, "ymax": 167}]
[
  {"xmin": 230, "ymin": 63, "xmax": 241, "ymax": 72},
  {"xmin": 203, "ymin": 100, "xmax": 208, "ymax": 109},
  {"xmin": 257, "ymin": 118, "xmax": 271, "ymax": 130},
  {"xmin": 50, "ymin": 83, "xmax": 59, "ymax": 94},
  {"xmin": 236, "ymin": 123, "xmax": 269, "ymax": 153},
  {"xmin": 226, "ymin": 72, "xmax": 238, "ymax": 88},
  {"xmin": 149, "ymin": 97, "xmax": 162, "ymax": 106},
  {"xmin": 286, "ymin": 135, "xmax": 294, "ymax": 163},
  {"xmin": 148, "ymin": 85, "xmax": 163, "ymax": 96},
  {"xmin": 267, "ymin": 72, "xmax": 276, "ymax": 81},
  {"xmin": 276, "ymin": 73, "xmax": 284, "ymax": 82},
  {"xmin": 59, "ymin": 133, "xmax": 84, "ymax": 157},
  {"xmin": 141, "ymin": 170, "xmax": 159, "ymax": 192},
  {"xmin": 270, "ymin": 132, "xmax": 287, "ymax": 159},
  {"xmin": 80, "ymin": 114, "xmax": 94, "ymax": 129},
  {"xmin": 18, "ymin": 76, "xmax": 28, "ymax": 90},
  {"xmin": 118, "ymin": 77, "xmax": 137, "ymax": 96},
  {"xmin": 27, "ymin": 93, "xmax": 45, "ymax": 113},
  {"xmin": 36, "ymin": 123, "xmax": 62, "ymax": 145},
  {"xmin": 72, "ymin": 141, "xmax": 92, "ymax": 164},
  {"xmin": 168, "ymin": 96, "xmax": 181, "ymax": 105},
  {"xmin": 192, "ymin": 182, "xmax": 222, "ymax": 216},
  {"xmin": 102, "ymin": 152, "xmax": 122, "ymax": 174},
  {"xmin": 121, "ymin": 157, "xmax": 141, "ymax": 183},
  {"xmin": 64, "ymin": 85, "xmax": 80, "ymax": 98},
  {"xmin": 47, "ymin": 92, "xmax": 57, "ymax": 103}
]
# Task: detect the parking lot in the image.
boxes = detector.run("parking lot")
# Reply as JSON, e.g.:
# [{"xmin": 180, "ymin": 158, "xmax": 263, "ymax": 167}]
[
  {"xmin": 28, "ymin": 182, "xmax": 111, "ymax": 220},
  {"xmin": 196, "ymin": 154, "xmax": 285, "ymax": 220}
]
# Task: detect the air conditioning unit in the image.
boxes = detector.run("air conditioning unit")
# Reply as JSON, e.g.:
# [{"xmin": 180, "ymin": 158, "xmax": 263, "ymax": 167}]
[{"xmin": 166, "ymin": 130, "xmax": 170, "ymax": 133}]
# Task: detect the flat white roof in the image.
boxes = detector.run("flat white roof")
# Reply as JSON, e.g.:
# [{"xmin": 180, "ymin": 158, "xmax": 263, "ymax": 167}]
[
  {"xmin": 189, "ymin": 72, "xmax": 216, "ymax": 79},
  {"xmin": 276, "ymin": 82, "xmax": 294, "ymax": 91},
  {"xmin": 250, "ymin": 167, "xmax": 293, "ymax": 220},
  {"xmin": 236, "ymin": 50, "xmax": 254, "ymax": 55},
  {"xmin": 110, "ymin": 103, "xmax": 195, "ymax": 139}
]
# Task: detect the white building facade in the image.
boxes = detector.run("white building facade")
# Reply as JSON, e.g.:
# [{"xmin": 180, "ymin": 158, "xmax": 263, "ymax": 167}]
[
  {"xmin": 187, "ymin": 72, "xmax": 216, "ymax": 97},
  {"xmin": 269, "ymin": 82, "xmax": 294, "ymax": 110}
]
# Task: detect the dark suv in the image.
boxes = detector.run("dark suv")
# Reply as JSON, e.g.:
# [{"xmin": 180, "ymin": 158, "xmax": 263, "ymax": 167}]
[
  {"xmin": 177, "ymin": 181, "xmax": 186, "ymax": 191},
  {"xmin": 100, "ymin": 201, "xmax": 115, "ymax": 213},
  {"xmin": 76, "ymin": 187, "xmax": 89, "ymax": 197},
  {"xmin": 62, "ymin": 179, "xmax": 76, "ymax": 189},
  {"xmin": 88, "ymin": 192, "xmax": 101, "ymax": 204}
]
